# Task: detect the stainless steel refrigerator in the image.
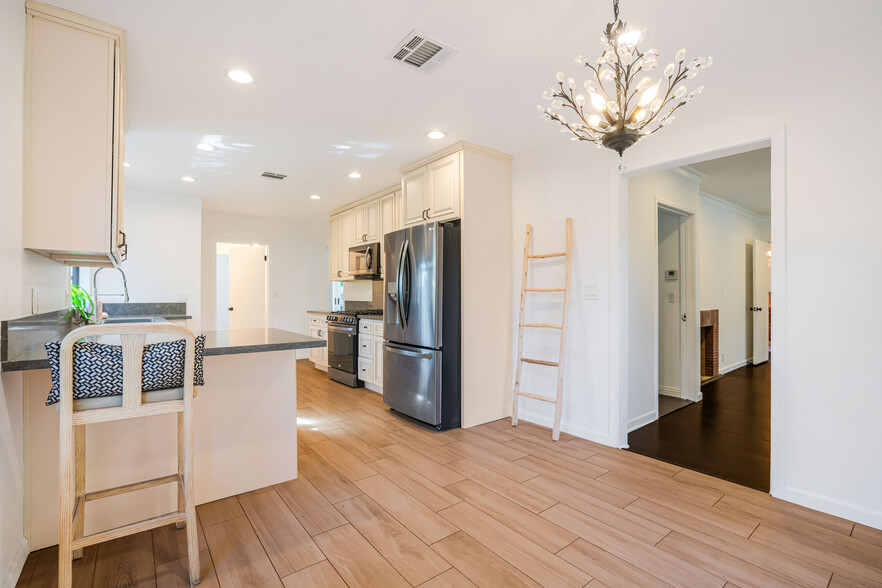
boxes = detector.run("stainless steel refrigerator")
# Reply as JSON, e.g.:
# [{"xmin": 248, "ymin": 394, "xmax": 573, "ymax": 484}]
[{"xmin": 383, "ymin": 221, "xmax": 461, "ymax": 430}]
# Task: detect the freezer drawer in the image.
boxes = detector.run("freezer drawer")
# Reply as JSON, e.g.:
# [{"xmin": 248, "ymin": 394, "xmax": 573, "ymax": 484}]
[{"xmin": 382, "ymin": 342, "xmax": 441, "ymax": 426}]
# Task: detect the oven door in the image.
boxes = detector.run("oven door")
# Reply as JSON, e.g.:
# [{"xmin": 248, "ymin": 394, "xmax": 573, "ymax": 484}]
[{"xmin": 327, "ymin": 324, "xmax": 357, "ymax": 373}]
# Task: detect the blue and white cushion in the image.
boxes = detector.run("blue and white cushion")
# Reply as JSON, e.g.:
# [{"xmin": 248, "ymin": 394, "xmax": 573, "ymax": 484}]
[{"xmin": 45, "ymin": 334, "xmax": 205, "ymax": 406}]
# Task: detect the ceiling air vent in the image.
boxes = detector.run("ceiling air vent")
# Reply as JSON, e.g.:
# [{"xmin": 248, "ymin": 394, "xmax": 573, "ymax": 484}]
[
  {"xmin": 388, "ymin": 29, "xmax": 457, "ymax": 74},
  {"xmin": 260, "ymin": 171, "xmax": 287, "ymax": 180}
]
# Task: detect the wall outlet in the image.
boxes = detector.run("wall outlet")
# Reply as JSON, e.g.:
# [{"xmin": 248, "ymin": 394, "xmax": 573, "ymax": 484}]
[
  {"xmin": 31, "ymin": 288, "xmax": 39, "ymax": 314},
  {"xmin": 721, "ymin": 352, "xmax": 726, "ymax": 363},
  {"xmin": 667, "ymin": 292, "xmax": 675, "ymax": 303},
  {"xmin": 584, "ymin": 284, "xmax": 599, "ymax": 300}
]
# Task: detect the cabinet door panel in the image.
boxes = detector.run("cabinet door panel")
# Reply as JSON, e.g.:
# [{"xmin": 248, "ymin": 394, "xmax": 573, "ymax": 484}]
[
  {"xmin": 340, "ymin": 209, "xmax": 355, "ymax": 279},
  {"xmin": 329, "ymin": 214, "xmax": 342, "ymax": 280},
  {"xmin": 309, "ymin": 326, "xmax": 321, "ymax": 362},
  {"xmin": 373, "ymin": 337, "xmax": 383, "ymax": 386},
  {"xmin": 365, "ymin": 199, "xmax": 380, "ymax": 242},
  {"xmin": 352, "ymin": 204, "xmax": 366, "ymax": 244},
  {"xmin": 427, "ymin": 152, "xmax": 461, "ymax": 221},
  {"xmin": 402, "ymin": 167, "xmax": 427, "ymax": 227}
]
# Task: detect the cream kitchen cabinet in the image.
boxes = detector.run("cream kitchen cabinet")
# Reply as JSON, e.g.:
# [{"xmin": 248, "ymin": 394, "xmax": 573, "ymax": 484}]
[
  {"xmin": 24, "ymin": 1, "xmax": 127, "ymax": 267},
  {"xmin": 401, "ymin": 151, "xmax": 462, "ymax": 227},
  {"xmin": 357, "ymin": 319, "xmax": 383, "ymax": 392},
  {"xmin": 308, "ymin": 313, "xmax": 329, "ymax": 370},
  {"xmin": 329, "ymin": 214, "xmax": 344, "ymax": 280},
  {"xmin": 353, "ymin": 200, "xmax": 380, "ymax": 244},
  {"xmin": 402, "ymin": 167, "xmax": 428, "ymax": 227},
  {"xmin": 329, "ymin": 186, "xmax": 400, "ymax": 281}
]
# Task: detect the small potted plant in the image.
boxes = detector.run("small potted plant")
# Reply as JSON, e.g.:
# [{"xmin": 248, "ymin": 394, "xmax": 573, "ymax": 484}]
[{"xmin": 66, "ymin": 285, "xmax": 94, "ymax": 325}]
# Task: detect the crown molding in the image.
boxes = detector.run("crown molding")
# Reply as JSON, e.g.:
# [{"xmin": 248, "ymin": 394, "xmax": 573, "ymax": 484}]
[
  {"xmin": 673, "ymin": 166, "xmax": 707, "ymax": 184},
  {"xmin": 699, "ymin": 191, "xmax": 764, "ymax": 221}
]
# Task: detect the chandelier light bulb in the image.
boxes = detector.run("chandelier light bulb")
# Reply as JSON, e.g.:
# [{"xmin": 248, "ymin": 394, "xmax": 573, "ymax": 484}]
[
  {"xmin": 575, "ymin": 94, "xmax": 586, "ymax": 107},
  {"xmin": 590, "ymin": 92, "xmax": 606, "ymax": 111},
  {"xmin": 587, "ymin": 114, "xmax": 603, "ymax": 127}
]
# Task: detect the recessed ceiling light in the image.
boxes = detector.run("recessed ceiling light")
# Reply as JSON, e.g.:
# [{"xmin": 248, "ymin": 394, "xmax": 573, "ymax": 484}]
[
  {"xmin": 310, "ymin": 194, "xmax": 321, "ymax": 200},
  {"xmin": 123, "ymin": 161, "xmax": 131, "ymax": 168},
  {"xmin": 180, "ymin": 176, "xmax": 197, "ymax": 182},
  {"xmin": 426, "ymin": 130, "xmax": 446, "ymax": 140},
  {"xmin": 227, "ymin": 69, "xmax": 253, "ymax": 84},
  {"xmin": 348, "ymin": 172, "xmax": 362, "ymax": 179},
  {"xmin": 196, "ymin": 142, "xmax": 215, "ymax": 151}
]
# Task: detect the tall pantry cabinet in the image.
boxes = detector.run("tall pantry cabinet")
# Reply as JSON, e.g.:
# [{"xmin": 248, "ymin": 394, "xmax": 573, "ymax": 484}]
[{"xmin": 24, "ymin": 1, "xmax": 127, "ymax": 267}]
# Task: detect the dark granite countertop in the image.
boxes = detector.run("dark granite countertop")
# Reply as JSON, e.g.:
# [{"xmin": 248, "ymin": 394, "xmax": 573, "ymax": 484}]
[
  {"xmin": 2, "ymin": 302, "xmax": 325, "ymax": 371},
  {"xmin": 1, "ymin": 325, "xmax": 325, "ymax": 372}
]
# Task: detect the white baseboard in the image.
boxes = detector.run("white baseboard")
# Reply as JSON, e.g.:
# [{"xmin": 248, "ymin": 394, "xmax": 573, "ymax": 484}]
[
  {"xmin": 773, "ymin": 485, "xmax": 882, "ymax": 531},
  {"xmin": 658, "ymin": 385, "xmax": 681, "ymax": 398},
  {"xmin": 627, "ymin": 409, "xmax": 658, "ymax": 433},
  {"xmin": 296, "ymin": 350, "xmax": 310, "ymax": 360},
  {"xmin": 721, "ymin": 359, "xmax": 748, "ymax": 374},
  {"xmin": 515, "ymin": 407, "xmax": 616, "ymax": 448},
  {"xmin": 364, "ymin": 382, "xmax": 382, "ymax": 394},
  {"xmin": 2, "ymin": 537, "xmax": 28, "ymax": 588},
  {"xmin": 307, "ymin": 361, "xmax": 328, "ymax": 372}
]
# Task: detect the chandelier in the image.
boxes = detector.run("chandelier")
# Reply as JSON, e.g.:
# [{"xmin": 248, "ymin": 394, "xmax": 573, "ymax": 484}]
[{"xmin": 538, "ymin": 0, "xmax": 712, "ymax": 159}]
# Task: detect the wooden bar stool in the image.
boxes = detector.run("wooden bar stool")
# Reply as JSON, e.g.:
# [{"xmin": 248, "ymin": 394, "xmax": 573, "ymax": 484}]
[{"xmin": 57, "ymin": 324, "xmax": 201, "ymax": 587}]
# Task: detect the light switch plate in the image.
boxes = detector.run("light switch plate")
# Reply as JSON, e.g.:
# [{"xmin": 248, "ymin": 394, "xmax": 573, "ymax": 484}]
[
  {"xmin": 584, "ymin": 284, "xmax": 599, "ymax": 300},
  {"xmin": 31, "ymin": 288, "xmax": 39, "ymax": 314}
]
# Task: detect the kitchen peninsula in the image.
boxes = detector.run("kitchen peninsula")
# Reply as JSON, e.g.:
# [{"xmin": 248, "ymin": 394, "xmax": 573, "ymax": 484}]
[{"xmin": 1, "ymin": 310, "xmax": 324, "ymax": 551}]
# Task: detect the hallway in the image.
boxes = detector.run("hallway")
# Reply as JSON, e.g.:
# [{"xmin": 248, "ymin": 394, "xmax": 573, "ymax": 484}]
[{"xmin": 628, "ymin": 361, "xmax": 771, "ymax": 492}]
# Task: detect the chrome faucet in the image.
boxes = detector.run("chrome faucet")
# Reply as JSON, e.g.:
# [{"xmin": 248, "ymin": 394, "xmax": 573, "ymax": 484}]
[{"xmin": 93, "ymin": 267, "xmax": 130, "ymax": 303}]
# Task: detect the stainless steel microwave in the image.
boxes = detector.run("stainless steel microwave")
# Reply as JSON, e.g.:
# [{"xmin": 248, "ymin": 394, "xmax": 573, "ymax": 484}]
[{"xmin": 348, "ymin": 242, "xmax": 380, "ymax": 279}]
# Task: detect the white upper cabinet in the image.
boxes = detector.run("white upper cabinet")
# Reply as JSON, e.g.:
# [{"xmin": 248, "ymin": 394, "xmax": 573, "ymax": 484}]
[
  {"xmin": 402, "ymin": 167, "xmax": 428, "ymax": 227},
  {"xmin": 24, "ymin": 1, "xmax": 127, "ymax": 267},
  {"xmin": 380, "ymin": 192, "xmax": 397, "ymax": 237},
  {"xmin": 352, "ymin": 204, "xmax": 365, "ymax": 244},
  {"xmin": 402, "ymin": 151, "xmax": 461, "ymax": 227},
  {"xmin": 364, "ymin": 199, "xmax": 380, "ymax": 243},
  {"xmin": 339, "ymin": 208, "xmax": 355, "ymax": 279},
  {"xmin": 426, "ymin": 152, "xmax": 461, "ymax": 222},
  {"xmin": 329, "ymin": 214, "xmax": 343, "ymax": 280}
]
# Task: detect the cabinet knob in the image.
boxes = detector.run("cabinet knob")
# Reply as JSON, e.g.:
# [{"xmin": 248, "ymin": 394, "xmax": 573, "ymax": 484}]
[{"xmin": 228, "ymin": 307, "xmax": 234, "ymax": 311}]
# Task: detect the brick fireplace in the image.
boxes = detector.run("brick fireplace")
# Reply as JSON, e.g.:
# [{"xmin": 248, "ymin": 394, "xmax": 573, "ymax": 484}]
[{"xmin": 700, "ymin": 309, "xmax": 719, "ymax": 379}]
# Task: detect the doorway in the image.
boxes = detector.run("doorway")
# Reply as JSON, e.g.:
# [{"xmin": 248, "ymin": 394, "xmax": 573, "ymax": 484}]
[
  {"xmin": 216, "ymin": 242, "xmax": 269, "ymax": 330},
  {"xmin": 657, "ymin": 205, "xmax": 698, "ymax": 416},
  {"xmin": 625, "ymin": 146, "xmax": 773, "ymax": 491}
]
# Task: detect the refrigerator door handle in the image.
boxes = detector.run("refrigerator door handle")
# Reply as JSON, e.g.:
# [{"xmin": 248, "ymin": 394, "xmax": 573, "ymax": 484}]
[
  {"xmin": 397, "ymin": 239, "xmax": 409, "ymax": 328},
  {"xmin": 383, "ymin": 344, "xmax": 433, "ymax": 359}
]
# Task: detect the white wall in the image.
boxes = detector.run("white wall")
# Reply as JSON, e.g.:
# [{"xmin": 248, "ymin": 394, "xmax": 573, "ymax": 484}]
[
  {"xmin": 657, "ymin": 210, "xmax": 681, "ymax": 395},
  {"xmin": 0, "ymin": 0, "xmax": 70, "ymax": 582},
  {"xmin": 626, "ymin": 170, "xmax": 700, "ymax": 429},
  {"xmin": 95, "ymin": 189, "xmax": 203, "ymax": 328},
  {"xmin": 201, "ymin": 210, "xmax": 329, "ymax": 340},
  {"xmin": 512, "ymin": 28, "xmax": 882, "ymax": 528},
  {"xmin": 698, "ymin": 194, "xmax": 767, "ymax": 371}
]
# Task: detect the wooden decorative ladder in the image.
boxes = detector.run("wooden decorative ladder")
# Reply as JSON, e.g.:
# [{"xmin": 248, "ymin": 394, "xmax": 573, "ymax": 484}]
[{"xmin": 512, "ymin": 218, "xmax": 573, "ymax": 441}]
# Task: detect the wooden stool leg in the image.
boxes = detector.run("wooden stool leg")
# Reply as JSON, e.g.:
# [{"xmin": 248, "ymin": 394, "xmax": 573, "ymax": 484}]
[
  {"xmin": 58, "ymin": 418, "xmax": 74, "ymax": 587},
  {"xmin": 72, "ymin": 425, "xmax": 85, "ymax": 559},
  {"xmin": 183, "ymin": 406, "xmax": 200, "ymax": 585},
  {"xmin": 175, "ymin": 413, "xmax": 185, "ymax": 530}
]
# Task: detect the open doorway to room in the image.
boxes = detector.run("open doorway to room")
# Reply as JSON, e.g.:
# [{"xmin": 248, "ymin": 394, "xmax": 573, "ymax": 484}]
[
  {"xmin": 625, "ymin": 147, "xmax": 773, "ymax": 492},
  {"xmin": 216, "ymin": 242, "xmax": 269, "ymax": 330}
]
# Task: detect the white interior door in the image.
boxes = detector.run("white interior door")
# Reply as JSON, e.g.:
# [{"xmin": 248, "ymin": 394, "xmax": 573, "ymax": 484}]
[
  {"xmin": 228, "ymin": 246, "xmax": 268, "ymax": 330},
  {"xmin": 752, "ymin": 239, "xmax": 770, "ymax": 364}
]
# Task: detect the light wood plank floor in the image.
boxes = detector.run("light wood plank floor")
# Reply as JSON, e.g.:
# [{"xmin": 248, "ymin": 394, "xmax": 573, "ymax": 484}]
[{"xmin": 18, "ymin": 360, "xmax": 882, "ymax": 587}]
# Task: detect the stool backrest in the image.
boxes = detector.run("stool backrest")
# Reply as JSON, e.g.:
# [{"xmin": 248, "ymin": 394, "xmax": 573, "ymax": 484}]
[{"xmin": 59, "ymin": 323, "xmax": 196, "ymax": 415}]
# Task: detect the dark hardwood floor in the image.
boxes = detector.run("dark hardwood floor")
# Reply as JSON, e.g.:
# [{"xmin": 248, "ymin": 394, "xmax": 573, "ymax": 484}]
[{"xmin": 627, "ymin": 361, "xmax": 771, "ymax": 492}]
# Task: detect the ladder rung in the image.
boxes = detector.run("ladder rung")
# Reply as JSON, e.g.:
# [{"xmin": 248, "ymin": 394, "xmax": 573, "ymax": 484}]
[
  {"xmin": 522, "ymin": 323, "xmax": 562, "ymax": 329},
  {"xmin": 70, "ymin": 511, "xmax": 186, "ymax": 550},
  {"xmin": 516, "ymin": 391, "xmax": 557, "ymax": 403},
  {"xmin": 521, "ymin": 358, "xmax": 560, "ymax": 367},
  {"xmin": 525, "ymin": 288, "xmax": 565, "ymax": 292},
  {"xmin": 528, "ymin": 252, "xmax": 567, "ymax": 259}
]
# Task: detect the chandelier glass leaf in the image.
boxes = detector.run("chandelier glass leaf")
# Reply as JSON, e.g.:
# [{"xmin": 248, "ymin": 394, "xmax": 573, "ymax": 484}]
[{"xmin": 537, "ymin": 0, "xmax": 712, "ymax": 158}]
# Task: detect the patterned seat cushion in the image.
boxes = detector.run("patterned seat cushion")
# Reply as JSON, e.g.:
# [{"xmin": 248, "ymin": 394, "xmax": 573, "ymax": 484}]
[{"xmin": 44, "ymin": 334, "xmax": 205, "ymax": 406}]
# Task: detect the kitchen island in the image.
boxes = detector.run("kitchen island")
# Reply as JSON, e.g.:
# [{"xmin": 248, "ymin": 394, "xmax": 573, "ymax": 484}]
[{"xmin": 4, "ymin": 322, "xmax": 324, "ymax": 551}]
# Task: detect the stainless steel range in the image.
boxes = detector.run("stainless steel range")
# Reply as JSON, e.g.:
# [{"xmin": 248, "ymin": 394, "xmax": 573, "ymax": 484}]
[{"xmin": 326, "ymin": 309, "xmax": 383, "ymax": 387}]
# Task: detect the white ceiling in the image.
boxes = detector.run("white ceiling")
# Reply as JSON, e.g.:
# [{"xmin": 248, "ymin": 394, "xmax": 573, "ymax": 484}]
[
  {"xmin": 690, "ymin": 147, "xmax": 771, "ymax": 216},
  {"xmin": 48, "ymin": 0, "xmax": 882, "ymax": 219}
]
